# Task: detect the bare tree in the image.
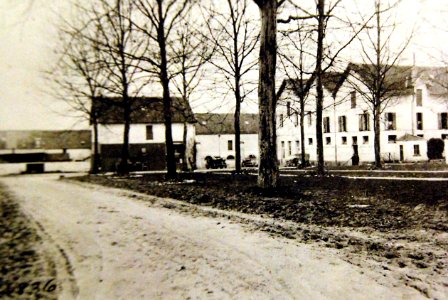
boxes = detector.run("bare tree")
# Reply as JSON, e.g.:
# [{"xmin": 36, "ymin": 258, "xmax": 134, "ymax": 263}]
[
  {"xmin": 132, "ymin": 0, "xmax": 193, "ymax": 179},
  {"xmin": 202, "ymin": 0, "xmax": 259, "ymax": 173},
  {"xmin": 84, "ymin": 0, "xmax": 147, "ymax": 175},
  {"xmin": 278, "ymin": 0, "xmax": 374, "ymax": 175},
  {"xmin": 46, "ymin": 7, "xmax": 111, "ymax": 174},
  {"xmin": 348, "ymin": 0, "xmax": 413, "ymax": 169},
  {"xmin": 278, "ymin": 18, "xmax": 316, "ymax": 167},
  {"xmin": 170, "ymin": 14, "xmax": 213, "ymax": 171},
  {"xmin": 251, "ymin": 0, "xmax": 286, "ymax": 188}
]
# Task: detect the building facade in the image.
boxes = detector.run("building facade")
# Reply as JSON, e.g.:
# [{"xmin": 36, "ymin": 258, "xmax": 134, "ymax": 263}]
[
  {"xmin": 95, "ymin": 97, "xmax": 196, "ymax": 172},
  {"xmin": 194, "ymin": 113, "xmax": 259, "ymax": 169},
  {"xmin": 276, "ymin": 64, "xmax": 448, "ymax": 166}
]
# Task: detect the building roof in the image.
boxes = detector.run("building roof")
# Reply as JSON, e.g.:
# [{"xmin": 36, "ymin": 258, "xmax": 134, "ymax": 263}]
[
  {"xmin": 322, "ymin": 70, "xmax": 348, "ymax": 98},
  {"xmin": 277, "ymin": 70, "xmax": 347, "ymax": 101},
  {"xmin": 94, "ymin": 97, "xmax": 196, "ymax": 124},
  {"xmin": 414, "ymin": 66, "xmax": 448, "ymax": 96},
  {"xmin": 0, "ymin": 130, "xmax": 91, "ymax": 150},
  {"xmin": 195, "ymin": 113, "xmax": 259, "ymax": 135},
  {"xmin": 347, "ymin": 63, "xmax": 415, "ymax": 96},
  {"xmin": 397, "ymin": 133, "xmax": 426, "ymax": 142}
]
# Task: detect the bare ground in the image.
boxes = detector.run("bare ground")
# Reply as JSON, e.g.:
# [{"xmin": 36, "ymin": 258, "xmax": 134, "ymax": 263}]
[
  {"xmin": 70, "ymin": 172, "xmax": 448, "ymax": 299},
  {"xmin": 0, "ymin": 174, "xmax": 443, "ymax": 299}
]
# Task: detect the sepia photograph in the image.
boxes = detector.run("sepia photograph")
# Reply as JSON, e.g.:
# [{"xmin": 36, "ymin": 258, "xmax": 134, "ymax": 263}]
[{"xmin": 0, "ymin": 0, "xmax": 447, "ymax": 299}]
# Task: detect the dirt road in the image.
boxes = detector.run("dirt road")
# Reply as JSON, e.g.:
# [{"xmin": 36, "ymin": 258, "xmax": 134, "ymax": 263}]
[{"xmin": 1, "ymin": 174, "xmax": 425, "ymax": 299}]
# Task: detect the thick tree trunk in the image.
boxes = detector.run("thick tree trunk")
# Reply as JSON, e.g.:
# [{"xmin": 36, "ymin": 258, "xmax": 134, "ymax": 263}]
[
  {"xmin": 315, "ymin": 0, "xmax": 325, "ymax": 175},
  {"xmin": 256, "ymin": 0, "xmax": 279, "ymax": 189},
  {"xmin": 300, "ymin": 97, "xmax": 306, "ymax": 167},
  {"xmin": 374, "ymin": 104, "xmax": 382, "ymax": 168}
]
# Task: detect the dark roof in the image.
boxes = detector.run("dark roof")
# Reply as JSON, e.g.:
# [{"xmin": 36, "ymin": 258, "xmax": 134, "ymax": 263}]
[
  {"xmin": 277, "ymin": 70, "xmax": 347, "ymax": 101},
  {"xmin": 0, "ymin": 130, "xmax": 91, "ymax": 150},
  {"xmin": 277, "ymin": 78, "xmax": 309, "ymax": 100},
  {"xmin": 94, "ymin": 97, "xmax": 196, "ymax": 124},
  {"xmin": 322, "ymin": 70, "xmax": 348, "ymax": 98},
  {"xmin": 347, "ymin": 63, "xmax": 414, "ymax": 96},
  {"xmin": 195, "ymin": 113, "xmax": 259, "ymax": 135}
]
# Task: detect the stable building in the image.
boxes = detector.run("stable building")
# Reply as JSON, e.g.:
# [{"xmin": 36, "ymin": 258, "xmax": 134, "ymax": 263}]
[{"xmin": 95, "ymin": 97, "xmax": 196, "ymax": 172}]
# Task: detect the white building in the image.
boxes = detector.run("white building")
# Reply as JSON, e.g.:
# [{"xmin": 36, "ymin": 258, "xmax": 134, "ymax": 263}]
[
  {"xmin": 95, "ymin": 97, "xmax": 196, "ymax": 171},
  {"xmin": 194, "ymin": 113, "xmax": 259, "ymax": 169},
  {"xmin": 276, "ymin": 64, "xmax": 448, "ymax": 166}
]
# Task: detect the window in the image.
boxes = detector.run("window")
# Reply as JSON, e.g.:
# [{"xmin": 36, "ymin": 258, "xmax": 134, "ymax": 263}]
[
  {"xmin": 295, "ymin": 140, "xmax": 300, "ymax": 151},
  {"xmin": 281, "ymin": 141, "xmax": 285, "ymax": 158},
  {"xmin": 308, "ymin": 138, "xmax": 313, "ymax": 145},
  {"xmin": 308, "ymin": 113, "xmax": 312, "ymax": 126},
  {"xmin": 442, "ymin": 134, "xmax": 448, "ymax": 140},
  {"xmin": 388, "ymin": 135, "xmax": 397, "ymax": 143},
  {"xmin": 288, "ymin": 141, "xmax": 292, "ymax": 156},
  {"xmin": 294, "ymin": 112, "xmax": 299, "ymax": 127},
  {"xmin": 341, "ymin": 136, "xmax": 347, "ymax": 145},
  {"xmin": 385, "ymin": 112, "xmax": 396, "ymax": 130},
  {"xmin": 326, "ymin": 137, "xmax": 331, "ymax": 145},
  {"xmin": 350, "ymin": 91, "xmax": 356, "ymax": 108},
  {"xmin": 228, "ymin": 140, "xmax": 233, "ymax": 150},
  {"xmin": 416, "ymin": 113, "xmax": 423, "ymax": 130},
  {"xmin": 338, "ymin": 116, "xmax": 347, "ymax": 132},
  {"xmin": 287, "ymin": 102, "xmax": 291, "ymax": 116},
  {"xmin": 414, "ymin": 144, "xmax": 421, "ymax": 156},
  {"xmin": 416, "ymin": 89, "xmax": 422, "ymax": 106},
  {"xmin": 146, "ymin": 125, "xmax": 153, "ymax": 140},
  {"xmin": 363, "ymin": 136, "xmax": 369, "ymax": 144},
  {"xmin": 279, "ymin": 114, "xmax": 284, "ymax": 127},
  {"xmin": 352, "ymin": 136, "xmax": 358, "ymax": 145},
  {"xmin": 359, "ymin": 112, "xmax": 370, "ymax": 131},
  {"xmin": 439, "ymin": 113, "xmax": 448, "ymax": 129},
  {"xmin": 323, "ymin": 117, "xmax": 330, "ymax": 133}
]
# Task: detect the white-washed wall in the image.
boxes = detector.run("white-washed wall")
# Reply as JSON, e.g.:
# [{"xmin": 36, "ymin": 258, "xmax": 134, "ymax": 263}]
[
  {"xmin": 98, "ymin": 123, "xmax": 186, "ymax": 144},
  {"xmin": 195, "ymin": 134, "xmax": 259, "ymax": 169}
]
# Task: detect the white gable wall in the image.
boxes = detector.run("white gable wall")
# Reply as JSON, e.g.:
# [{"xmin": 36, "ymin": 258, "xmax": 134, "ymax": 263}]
[{"xmin": 98, "ymin": 123, "xmax": 187, "ymax": 145}]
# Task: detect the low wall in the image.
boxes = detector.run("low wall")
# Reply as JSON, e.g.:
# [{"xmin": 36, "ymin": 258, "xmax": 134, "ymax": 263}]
[{"xmin": 0, "ymin": 161, "xmax": 90, "ymax": 176}]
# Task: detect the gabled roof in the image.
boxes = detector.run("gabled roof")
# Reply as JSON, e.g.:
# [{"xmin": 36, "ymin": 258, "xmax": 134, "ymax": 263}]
[
  {"xmin": 397, "ymin": 133, "xmax": 426, "ymax": 142},
  {"xmin": 94, "ymin": 97, "xmax": 196, "ymax": 124},
  {"xmin": 413, "ymin": 66, "xmax": 448, "ymax": 96},
  {"xmin": 195, "ymin": 113, "xmax": 258, "ymax": 135},
  {"xmin": 322, "ymin": 70, "xmax": 349, "ymax": 98},
  {"xmin": 277, "ymin": 78, "xmax": 310, "ymax": 100},
  {"xmin": 347, "ymin": 63, "xmax": 415, "ymax": 96},
  {"xmin": 277, "ymin": 70, "xmax": 347, "ymax": 101}
]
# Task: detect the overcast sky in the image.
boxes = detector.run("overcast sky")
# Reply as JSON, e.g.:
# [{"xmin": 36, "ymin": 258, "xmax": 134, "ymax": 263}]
[{"xmin": 0, "ymin": 0, "xmax": 446, "ymax": 130}]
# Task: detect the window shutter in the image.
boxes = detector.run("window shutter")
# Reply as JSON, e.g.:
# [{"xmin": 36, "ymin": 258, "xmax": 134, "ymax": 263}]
[
  {"xmin": 438, "ymin": 113, "xmax": 442, "ymax": 129},
  {"xmin": 392, "ymin": 113, "xmax": 396, "ymax": 130}
]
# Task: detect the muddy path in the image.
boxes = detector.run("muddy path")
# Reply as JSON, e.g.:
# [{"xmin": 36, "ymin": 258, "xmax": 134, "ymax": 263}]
[{"xmin": 0, "ymin": 174, "xmax": 438, "ymax": 299}]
